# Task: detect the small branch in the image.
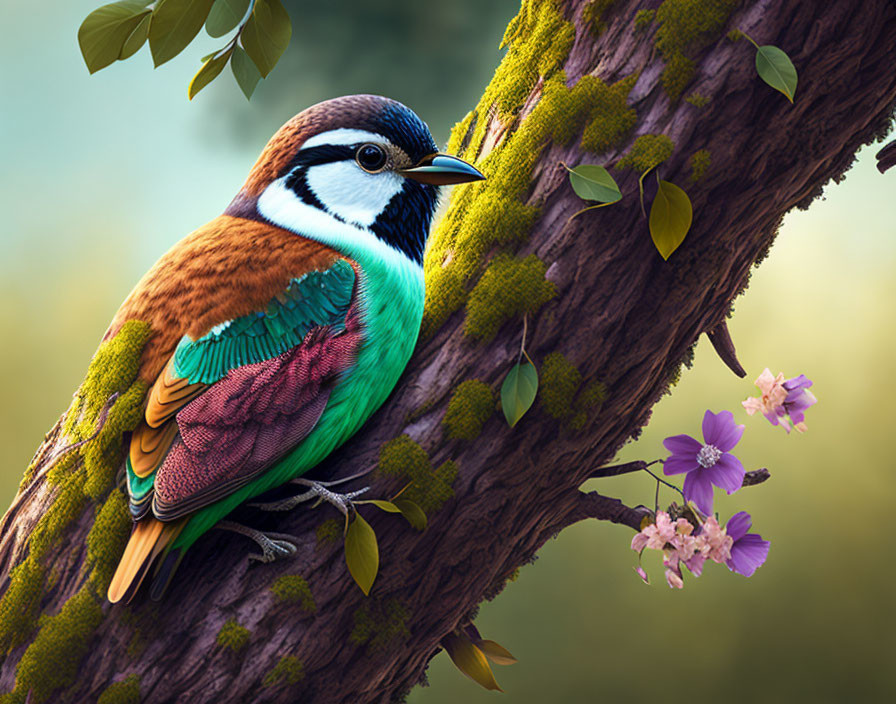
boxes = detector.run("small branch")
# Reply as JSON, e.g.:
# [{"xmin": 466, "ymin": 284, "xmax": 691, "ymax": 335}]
[
  {"xmin": 876, "ymin": 140, "xmax": 896, "ymax": 173},
  {"xmin": 705, "ymin": 321, "xmax": 747, "ymax": 378},
  {"xmin": 742, "ymin": 468, "xmax": 771, "ymax": 486},
  {"xmin": 564, "ymin": 491, "xmax": 651, "ymax": 531},
  {"xmin": 586, "ymin": 460, "xmax": 647, "ymax": 478}
]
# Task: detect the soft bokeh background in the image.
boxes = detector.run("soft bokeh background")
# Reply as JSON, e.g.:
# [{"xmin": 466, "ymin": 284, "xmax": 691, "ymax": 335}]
[{"xmin": 1, "ymin": 2, "xmax": 894, "ymax": 701}]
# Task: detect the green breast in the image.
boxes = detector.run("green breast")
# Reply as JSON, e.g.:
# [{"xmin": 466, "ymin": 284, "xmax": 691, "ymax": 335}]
[{"xmin": 174, "ymin": 251, "xmax": 425, "ymax": 548}]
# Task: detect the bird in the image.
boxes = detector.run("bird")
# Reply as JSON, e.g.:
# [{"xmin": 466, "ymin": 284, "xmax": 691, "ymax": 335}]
[{"xmin": 104, "ymin": 94, "xmax": 484, "ymax": 603}]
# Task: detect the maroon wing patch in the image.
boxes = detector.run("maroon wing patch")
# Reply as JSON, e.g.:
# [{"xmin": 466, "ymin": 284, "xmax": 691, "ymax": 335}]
[{"xmin": 152, "ymin": 309, "xmax": 362, "ymax": 520}]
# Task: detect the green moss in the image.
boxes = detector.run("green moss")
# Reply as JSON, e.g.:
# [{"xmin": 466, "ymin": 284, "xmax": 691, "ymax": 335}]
[
  {"xmin": 349, "ymin": 598, "xmax": 410, "ymax": 654},
  {"xmin": 582, "ymin": 0, "xmax": 617, "ymax": 36},
  {"xmin": 616, "ymin": 134, "xmax": 675, "ymax": 173},
  {"xmin": 685, "ymin": 91, "xmax": 710, "ymax": 107},
  {"xmin": 443, "ymin": 380, "xmax": 495, "ymax": 440},
  {"xmin": 634, "ymin": 8, "xmax": 655, "ymax": 31},
  {"xmin": 580, "ymin": 74, "xmax": 638, "ymax": 154},
  {"xmin": 216, "ymin": 619, "xmax": 251, "ymax": 653},
  {"xmin": 654, "ymin": 0, "xmax": 740, "ymax": 100},
  {"xmin": 0, "ymin": 558, "xmax": 46, "ymax": 654},
  {"xmin": 571, "ymin": 380, "xmax": 608, "ymax": 429},
  {"xmin": 97, "ymin": 675, "xmax": 141, "ymax": 704},
  {"xmin": 316, "ymin": 518, "xmax": 344, "ymax": 547},
  {"xmin": 270, "ymin": 575, "xmax": 316, "ymax": 612},
  {"xmin": 689, "ymin": 148, "xmax": 711, "ymax": 183},
  {"xmin": 465, "ymin": 254, "xmax": 556, "ymax": 341},
  {"xmin": 85, "ymin": 488, "xmax": 132, "ymax": 596},
  {"xmin": 376, "ymin": 436, "xmax": 457, "ymax": 514},
  {"xmin": 12, "ymin": 586, "xmax": 103, "ymax": 703},
  {"xmin": 726, "ymin": 28, "xmax": 743, "ymax": 42},
  {"xmin": 262, "ymin": 655, "xmax": 304, "ymax": 688},
  {"xmin": 539, "ymin": 353, "xmax": 583, "ymax": 419}
]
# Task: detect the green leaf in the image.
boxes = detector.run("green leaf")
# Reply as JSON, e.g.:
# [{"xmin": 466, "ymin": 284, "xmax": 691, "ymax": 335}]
[
  {"xmin": 475, "ymin": 639, "xmax": 518, "ymax": 666},
  {"xmin": 344, "ymin": 513, "xmax": 378, "ymax": 596},
  {"xmin": 442, "ymin": 633, "xmax": 503, "ymax": 692},
  {"xmin": 393, "ymin": 498, "xmax": 427, "ymax": 531},
  {"xmin": 567, "ymin": 164, "xmax": 621, "ymax": 204},
  {"xmin": 358, "ymin": 499, "xmax": 402, "ymax": 513},
  {"xmin": 206, "ymin": 0, "xmax": 250, "ymax": 38},
  {"xmin": 148, "ymin": 0, "xmax": 216, "ymax": 67},
  {"xmin": 78, "ymin": 1, "xmax": 152, "ymax": 73},
  {"xmin": 240, "ymin": 0, "xmax": 292, "ymax": 78},
  {"xmin": 649, "ymin": 179, "xmax": 693, "ymax": 260},
  {"xmin": 118, "ymin": 11, "xmax": 152, "ymax": 60},
  {"xmin": 188, "ymin": 48, "xmax": 232, "ymax": 100},
  {"xmin": 231, "ymin": 46, "xmax": 263, "ymax": 99},
  {"xmin": 500, "ymin": 361, "xmax": 538, "ymax": 428},
  {"xmin": 755, "ymin": 45, "xmax": 797, "ymax": 102}
]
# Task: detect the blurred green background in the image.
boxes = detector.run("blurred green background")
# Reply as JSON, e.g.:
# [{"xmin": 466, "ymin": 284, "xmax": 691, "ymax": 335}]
[{"xmin": 1, "ymin": 2, "xmax": 893, "ymax": 702}]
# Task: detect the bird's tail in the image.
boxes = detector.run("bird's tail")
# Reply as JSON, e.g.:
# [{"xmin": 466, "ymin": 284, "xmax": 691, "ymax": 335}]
[{"xmin": 108, "ymin": 517, "xmax": 185, "ymax": 603}]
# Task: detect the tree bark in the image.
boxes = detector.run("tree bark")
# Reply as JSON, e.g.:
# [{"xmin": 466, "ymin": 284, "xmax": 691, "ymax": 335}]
[{"xmin": 1, "ymin": 1, "xmax": 895, "ymax": 702}]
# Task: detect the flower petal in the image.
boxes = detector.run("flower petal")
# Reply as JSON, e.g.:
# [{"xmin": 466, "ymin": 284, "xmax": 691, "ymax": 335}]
[
  {"xmin": 710, "ymin": 453, "xmax": 745, "ymax": 494},
  {"xmin": 683, "ymin": 469, "xmax": 714, "ymax": 514},
  {"xmin": 783, "ymin": 374, "xmax": 812, "ymax": 392},
  {"xmin": 702, "ymin": 410, "xmax": 742, "ymax": 450},
  {"xmin": 725, "ymin": 511, "xmax": 752, "ymax": 542},
  {"xmin": 662, "ymin": 455, "xmax": 700, "ymax": 476},
  {"xmin": 662, "ymin": 434, "xmax": 703, "ymax": 455},
  {"xmin": 727, "ymin": 533, "xmax": 770, "ymax": 577},
  {"xmin": 634, "ymin": 566, "xmax": 649, "ymax": 584}
]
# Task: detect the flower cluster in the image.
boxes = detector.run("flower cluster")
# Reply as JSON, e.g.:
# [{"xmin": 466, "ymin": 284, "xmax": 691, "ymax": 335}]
[
  {"xmin": 743, "ymin": 368, "xmax": 817, "ymax": 433},
  {"xmin": 631, "ymin": 511, "xmax": 769, "ymax": 588}
]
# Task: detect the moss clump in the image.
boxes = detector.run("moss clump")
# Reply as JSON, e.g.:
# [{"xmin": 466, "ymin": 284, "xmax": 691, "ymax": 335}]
[
  {"xmin": 465, "ymin": 254, "xmax": 556, "ymax": 341},
  {"xmin": 580, "ymin": 74, "xmax": 638, "ymax": 154},
  {"xmin": 539, "ymin": 353, "xmax": 583, "ymax": 419},
  {"xmin": 443, "ymin": 380, "xmax": 495, "ymax": 440},
  {"xmin": 685, "ymin": 92, "xmax": 710, "ymax": 107},
  {"xmin": 12, "ymin": 587, "xmax": 103, "ymax": 703},
  {"xmin": 654, "ymin": 0, "xmax": 740, "ymax": 100},
  {"xmin": 350, "ymin": 599, "xmax": 410, "ymax": 654},
  {"xmin": 689, "ymin": 148, "xmax": 711, "ymax": 182},
  {"xmin": 315, "ymin": 518, "xmax": 344, "ymax": 548},
  {"xmin": 263, "ymin": 655, "xmax": 304, "ymax": 688},
  {"xmin": 582, "ymin": 0, "xmax": 617, "ymax": 36},
  {"xmin": 85, "ymin": 488, "xmax": 132, "ymax": 596},
  {"xmin": 616, "ymin": 134, "xmax": 675, "ymax": 173},
  {"xmin": 634, "ymin": 8, "xmax": 655, "ymax": 31},
  {"xmin": 270, "ymin": 575, "xmax": 316, "ymax": 612},
  {"xmin": 538, "ymin": 354, "xmax": 608, "ymax": 429},
  {"xmin": 97, "ymin": 675, "xmax": 141, "ymax": 704},
  {"xmin": 216, "ymin": 619, "xmax": 251, "ymax": 653},
  {"xmin": 376, "ymin": 436, "xmax": 457, "ymax": 514},
  {"xmin": 0, "ymin": 559, "xmax": 46, "ymax": 654},
  {"xmin": 726, "ymin": 28, "xmax": 743, "ymax": 42}
]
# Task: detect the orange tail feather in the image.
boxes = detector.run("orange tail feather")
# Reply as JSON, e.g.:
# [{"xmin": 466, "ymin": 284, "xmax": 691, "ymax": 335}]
[{"xmin": 108, "ymin": 517, "xmax": 185, "ymax": 603}]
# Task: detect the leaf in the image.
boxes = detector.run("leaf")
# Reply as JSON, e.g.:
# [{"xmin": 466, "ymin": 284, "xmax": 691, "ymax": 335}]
[
  {"xmin": 231, "ymin": 46, "xmax": 263, "ymax": 99},
  {"xmin": 393, "ymin": 498, "xmax": 427, "ymax": 531},
  {"xmin": 475, "ymin": 639, "xmax": 518, "ymax": 666},
  {"xmin": 78, "ymin": 1, "xmax": 152, "ymax": 73},
  {"xmin": 649, "ymin": 179, "xmax": 692, "ymax": 260},
  {"xmin": 118, "ymin": 11, "xmax": 152, "ymax": 60},
  {"xmin": 358, "ymin": 499, "xmax": 402, "ymax": 513},
  {"xmin": 442, "ymin": 633, "xmax": 503, "ymax": 692},
  {"xmin": 148, "ymin": 0, "xmax": 216, "ymax": 67},
  {"xmin": 566, "ymin": 164, "xmax": 621, "ymax": 204},
  {"xmin": 188, "ymin": 48, "xmax": 232, "ymax": 100},
  {"xmin": 206, "ymin": 0, "xmax": 250, "ymax": 38},
  {"xmin": 755, "ymin": 45, "xmax": 797, "ymax": 102},
  {"xmin": 344, "ymin": 513, "xmax": 378, "ymax": 596},
  {"xmin": 240, "ymin": 0, "xmax": 292, "ymax": 78},
  {"xmin": 500, "ymin": 361, "xmax": 538, "ymax": 428}
]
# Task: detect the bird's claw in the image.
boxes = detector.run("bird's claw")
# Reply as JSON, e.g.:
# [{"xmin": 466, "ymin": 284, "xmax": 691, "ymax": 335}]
[
  {"xmin": 215, "ymin": 521, "xmax": 299, "ymax": 564},
  {"xmin": 249, "ymin": 478, "xmax": 370, "ymax": 517}
]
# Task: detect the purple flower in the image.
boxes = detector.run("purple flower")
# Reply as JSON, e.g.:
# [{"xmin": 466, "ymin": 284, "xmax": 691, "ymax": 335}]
[
  {"xmin": 782, "ymin": 374, "xmax": 817, "ymax": 432},
  {"xmin": 663, "ymin": 410, "xmax": 746, "ymax": 515},
  {"xmin": 743, "ymin": 369, "xmax": 817, "ymax": 433},
  {"xmin": 725, "ymin": 511, "xmax": 770, "ymax": 577}
]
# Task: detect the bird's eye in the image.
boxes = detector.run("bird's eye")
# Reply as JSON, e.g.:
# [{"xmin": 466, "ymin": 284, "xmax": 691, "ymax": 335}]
[{"xmin": 355, "ymin": 144, "xmax": 387, "ymax": 172}]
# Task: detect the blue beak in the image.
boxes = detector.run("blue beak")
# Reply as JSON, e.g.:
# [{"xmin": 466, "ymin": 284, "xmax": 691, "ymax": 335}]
[{"xmin": 400, "ymin": 153, "xmax": 485, "ymax": 186}]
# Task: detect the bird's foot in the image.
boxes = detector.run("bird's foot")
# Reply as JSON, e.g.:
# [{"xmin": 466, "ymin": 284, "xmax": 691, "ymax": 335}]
[
  {"xmin": 249, "ymin": 477, "xmax": 370, "ymax": 518},
  {"xmin": 215, "ymin": 520, "xmax": 299, "ymax": 563}
]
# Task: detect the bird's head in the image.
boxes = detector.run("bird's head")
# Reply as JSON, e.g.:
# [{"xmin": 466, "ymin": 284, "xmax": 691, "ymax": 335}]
[{"xmin": 228, "ymin": 95, "xmax": 483, "ymax": 266}]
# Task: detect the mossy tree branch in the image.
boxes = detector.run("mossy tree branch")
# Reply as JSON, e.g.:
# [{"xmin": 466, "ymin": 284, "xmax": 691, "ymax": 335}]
[{"xmin": 1, "ymin": 1, "xmax": 895, "ymax": 702}]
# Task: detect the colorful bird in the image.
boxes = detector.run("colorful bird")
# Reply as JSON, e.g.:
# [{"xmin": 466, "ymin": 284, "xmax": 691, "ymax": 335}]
[{"xmin": 105, "ymin": 94, "xmax": 483, "ymax": 603}]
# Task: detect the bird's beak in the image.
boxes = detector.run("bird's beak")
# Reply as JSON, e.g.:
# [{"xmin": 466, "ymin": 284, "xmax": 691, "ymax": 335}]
[{"xmin": 400, "ymin": 153, "xmax": 485, "ymax": 186}]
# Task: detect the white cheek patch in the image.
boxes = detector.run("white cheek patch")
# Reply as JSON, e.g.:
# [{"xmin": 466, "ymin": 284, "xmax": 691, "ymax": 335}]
[{"xmin": 305, "ymin": 161, "xmax": 404, "ymax": 228}]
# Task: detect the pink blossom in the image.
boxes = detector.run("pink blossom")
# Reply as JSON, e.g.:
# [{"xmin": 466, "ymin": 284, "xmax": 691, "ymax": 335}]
[{"xmin": 743, "ymin": 368, "xmax": 817, "ymax": 433}]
